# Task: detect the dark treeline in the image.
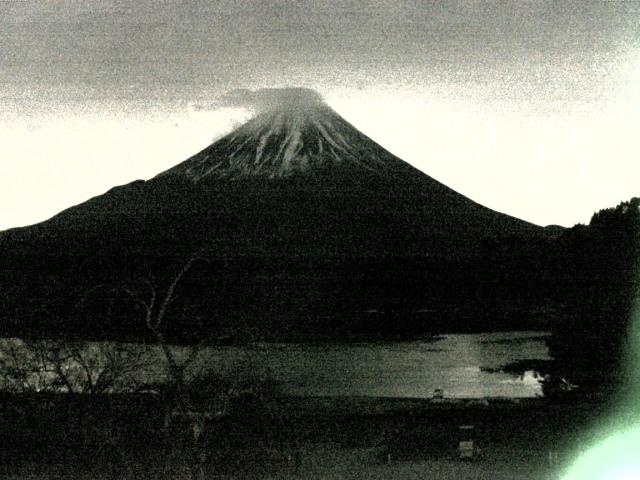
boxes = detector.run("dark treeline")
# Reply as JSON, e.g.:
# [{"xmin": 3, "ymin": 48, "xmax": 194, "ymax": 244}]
[
  {"xmin": 2, "ymin": 249, "xmax": 558, "ymax": 343},
  {"xmin": 546, "ymin": 197, "xmax": 640, "ymax": 394}
]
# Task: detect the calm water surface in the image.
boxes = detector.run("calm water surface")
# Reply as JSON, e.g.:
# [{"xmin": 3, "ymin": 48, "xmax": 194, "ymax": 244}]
[{"xmin": 208, "ymin": 331, "xmax": 550, "ymax": 398}]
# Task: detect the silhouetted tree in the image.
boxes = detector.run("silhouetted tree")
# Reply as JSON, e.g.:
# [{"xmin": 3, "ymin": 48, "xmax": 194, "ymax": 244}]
[
  {"xmin": 548, "ymin": 197, "xmax": 640, "ymax": 394},
  {"xmin": 120, "ymin": 250, "xmax": 227, "ymax": 479}
]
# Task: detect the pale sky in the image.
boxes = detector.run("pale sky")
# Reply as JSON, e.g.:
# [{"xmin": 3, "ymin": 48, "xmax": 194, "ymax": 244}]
[{"xmin": 1, "ymin": 0, "xmax": 639, "ymax": 230}]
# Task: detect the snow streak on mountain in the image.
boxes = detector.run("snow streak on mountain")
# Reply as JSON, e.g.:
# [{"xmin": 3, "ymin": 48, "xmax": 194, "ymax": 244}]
[{"xmin": 160, "ymin": 89, "xmax": 398, "ymax": 180}]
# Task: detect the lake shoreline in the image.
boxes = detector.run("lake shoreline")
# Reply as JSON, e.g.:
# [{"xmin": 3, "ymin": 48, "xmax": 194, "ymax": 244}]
[
  {"xmin": 246, "ymin": 328, "xmax": 551, "ymax": 346},
  {"xmin": 269, "ymin": 394, "xmax": 547, "ymax": 417}
]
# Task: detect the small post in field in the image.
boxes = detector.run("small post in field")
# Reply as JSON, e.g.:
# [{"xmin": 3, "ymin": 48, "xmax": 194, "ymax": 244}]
[{"xmin": 458, "ymin": 425, "xmax": 475, "ymax": 460}]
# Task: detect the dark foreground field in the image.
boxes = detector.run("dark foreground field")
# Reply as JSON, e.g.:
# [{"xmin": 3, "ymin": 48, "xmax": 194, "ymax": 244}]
[{"xmin": 0, "ymin": 393, "xmax": 610, "ymax": 479}]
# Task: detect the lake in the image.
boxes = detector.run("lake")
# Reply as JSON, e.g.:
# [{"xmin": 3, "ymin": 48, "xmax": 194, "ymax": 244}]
[
  {"xmin": 204, "ymin": 331, "xmax": 551, "ymax": 399},
  {"xmin": 0, "ymin": 331, "xmax": 551, "ymax": 398}
]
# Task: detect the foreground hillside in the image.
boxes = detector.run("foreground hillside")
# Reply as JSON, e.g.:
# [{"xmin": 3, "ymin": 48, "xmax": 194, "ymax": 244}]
[{"xmin": 0, "ymin": 393, "xmax": 608, "ymax": 480}]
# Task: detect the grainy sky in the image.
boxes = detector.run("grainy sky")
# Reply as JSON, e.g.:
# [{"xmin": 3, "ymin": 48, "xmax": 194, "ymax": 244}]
[{"xmin": 1, "ymin": 0, "xmax": 639, "ymax": 230}]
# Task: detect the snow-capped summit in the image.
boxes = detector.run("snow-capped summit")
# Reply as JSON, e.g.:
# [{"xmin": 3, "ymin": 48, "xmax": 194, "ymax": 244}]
[{"xmin": 161, "ymin": 93, "xmax": 395, "ymax": 180}]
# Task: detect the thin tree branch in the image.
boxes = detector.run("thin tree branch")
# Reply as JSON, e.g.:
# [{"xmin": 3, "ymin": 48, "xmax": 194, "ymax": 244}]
[{"xmin": 154, "ymin": 251, "xmax": 205, "ymax": 333}]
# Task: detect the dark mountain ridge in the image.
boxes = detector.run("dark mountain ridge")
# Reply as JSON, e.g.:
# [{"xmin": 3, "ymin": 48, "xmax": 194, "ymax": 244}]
[{"xmin": 0, "ymin": 95, "xmax": 555, "ymax": 343}]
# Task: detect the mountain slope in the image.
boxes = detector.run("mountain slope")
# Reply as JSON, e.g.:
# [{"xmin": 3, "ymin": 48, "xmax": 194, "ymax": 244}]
[{"xmin": 0, "ymin": 94, "xmax": 551, "ymax": 342}]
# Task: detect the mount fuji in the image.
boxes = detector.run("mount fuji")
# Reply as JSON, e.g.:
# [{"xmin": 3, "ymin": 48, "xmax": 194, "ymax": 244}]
[{"xmin": 0, "ymin": 90, "xmax": 553, "ymax": 343}]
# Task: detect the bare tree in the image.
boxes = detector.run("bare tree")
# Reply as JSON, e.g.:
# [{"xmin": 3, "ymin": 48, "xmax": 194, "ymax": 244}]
[
  {"xmin": 120, "ymin": 251, "xmax": 223, "ymax": 479},
  {"xmin": 118, "ymin": 250, "xmax": 283, "ymax": 478},
  {"xmin": 121, "ymin": 252, "xmax": 207, "ymax": 406},
  {"xmin": 0, "ymin": 338, "xmax": 152, "ymax": 394}
]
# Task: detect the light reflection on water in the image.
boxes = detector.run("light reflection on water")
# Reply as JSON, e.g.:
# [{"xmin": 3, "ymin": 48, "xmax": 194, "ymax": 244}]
[{"xmin": 215, "ymin": 330, "xmax": 551, "ymax": 398}]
